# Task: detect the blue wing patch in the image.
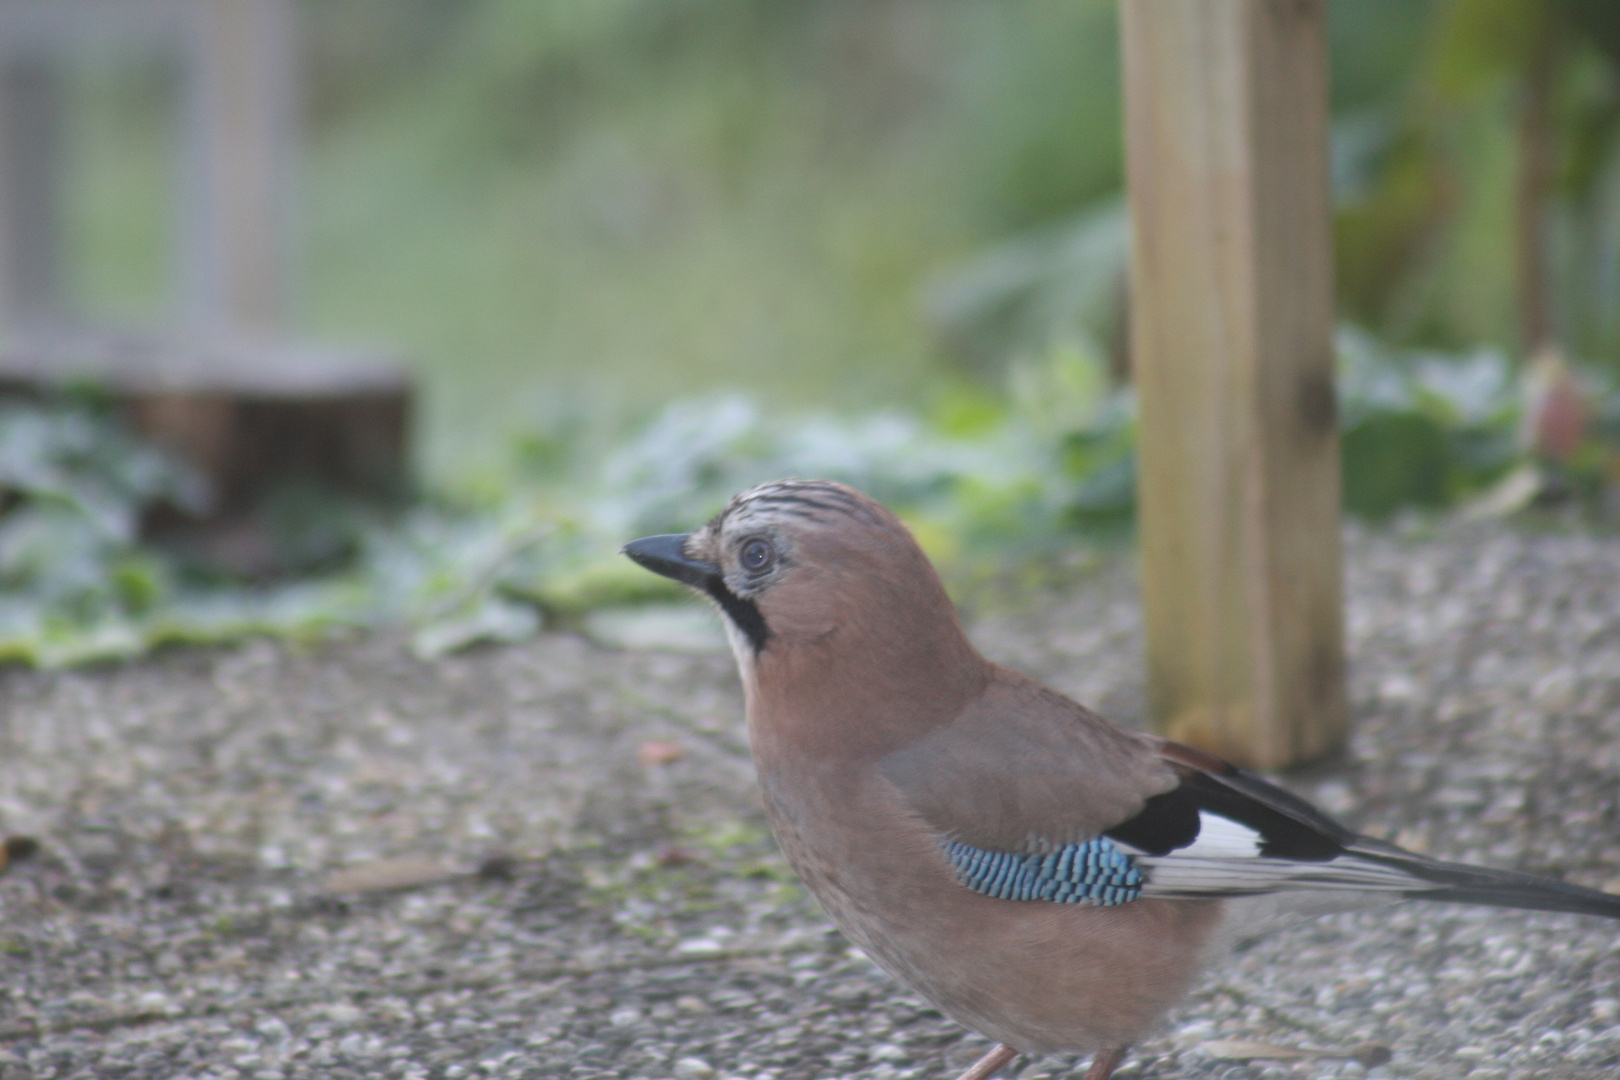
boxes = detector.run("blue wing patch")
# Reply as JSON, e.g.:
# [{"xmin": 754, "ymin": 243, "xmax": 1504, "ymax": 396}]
[{"xmin": 943, "ymin": 837, "xmax": 1143, "ymax": 905}]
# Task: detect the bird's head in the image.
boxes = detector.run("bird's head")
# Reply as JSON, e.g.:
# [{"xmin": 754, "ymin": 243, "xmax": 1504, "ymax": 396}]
[{"xmin": 623, "ymin": 480, "xmax": 983, "ymax": 725}]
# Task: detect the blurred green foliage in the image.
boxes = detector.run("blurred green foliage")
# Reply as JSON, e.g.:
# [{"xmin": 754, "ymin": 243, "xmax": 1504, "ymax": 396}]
[
  {"xmin": 1332, "ymin": 0, "xmax": 1620, "ymax": 358},
  {"xmin": 1336, "ymin": 328, "xmax": 1523, "ymax": 518},
  {"xmin": 7, "ymin": 334, "xmax": 1618, "ymax": 667}
]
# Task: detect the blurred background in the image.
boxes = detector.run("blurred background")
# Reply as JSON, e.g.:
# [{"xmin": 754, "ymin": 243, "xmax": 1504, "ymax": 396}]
[
  {"xmin": 41, "ymin": 0, "xmax": 1620, "ymax": 471},
  {"xmin": 2, "ymin": 0, "xmax": 1620, "ymax": 663}
]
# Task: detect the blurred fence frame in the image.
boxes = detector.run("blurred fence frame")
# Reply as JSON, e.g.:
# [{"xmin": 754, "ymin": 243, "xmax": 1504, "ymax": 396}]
[
  {"xmin": 0, "ymin": 0, "xmax": 410, "ymax": 539},
  {"xmin": 0, "ymin": 0, "xmax": 296, "ymax": 330}
]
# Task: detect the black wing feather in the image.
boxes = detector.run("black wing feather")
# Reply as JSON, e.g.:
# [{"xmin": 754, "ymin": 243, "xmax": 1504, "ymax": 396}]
[
  {"xmin": 1112, "ymin": 746, "xmax": 1620, "ymax": 919},
  {"xmin": 1105, "ymin": 765, "xmax": 1351, "ymax": 861}
]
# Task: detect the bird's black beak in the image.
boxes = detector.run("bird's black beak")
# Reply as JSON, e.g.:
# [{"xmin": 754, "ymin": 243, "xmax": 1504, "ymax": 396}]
[
  {"xmin": 624, "ymin": 531, "xmax": 772, "ymax": 654},
  {"xmin": 622, "ymin": 533, "xmax": 718, "ymax": 589}
]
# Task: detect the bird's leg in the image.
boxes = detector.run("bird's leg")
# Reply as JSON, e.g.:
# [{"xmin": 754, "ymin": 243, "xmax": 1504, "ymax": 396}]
[
  {"xmin": 1082, "ymin": 1045, "xmax": 1128, "ymax": 1080},
  {"xmin": 952, "ymin": 1042, "xmax": 1019, "ymax": 1080}
]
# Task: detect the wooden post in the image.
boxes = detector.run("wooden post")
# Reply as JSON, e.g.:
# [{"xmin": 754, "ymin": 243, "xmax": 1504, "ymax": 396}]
[{"xmin": 1121, "ymin": 0, "xmax": 1345, "ymax": 770}]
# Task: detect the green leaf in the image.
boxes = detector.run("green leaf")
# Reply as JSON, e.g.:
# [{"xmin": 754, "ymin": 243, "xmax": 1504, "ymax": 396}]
[{"xmin": 1342, "ymin": 412, "xmax": 1452, "ymax": 520}]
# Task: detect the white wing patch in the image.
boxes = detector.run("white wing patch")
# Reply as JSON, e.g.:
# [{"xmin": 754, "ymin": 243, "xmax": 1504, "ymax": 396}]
[
  {"xmin": 1116, "ymin": 810, "xmax": 1427, "ymax": 898},
  {"xmin": 1177, "ymin": 811, "xmax": 1261, "ymax": 859}
]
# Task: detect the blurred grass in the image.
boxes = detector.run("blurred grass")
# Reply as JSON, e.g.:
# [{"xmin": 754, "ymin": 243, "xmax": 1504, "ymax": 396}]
[{"xmin": 298, "ymin": 0, "xmax": 1129, "ymax": 483}]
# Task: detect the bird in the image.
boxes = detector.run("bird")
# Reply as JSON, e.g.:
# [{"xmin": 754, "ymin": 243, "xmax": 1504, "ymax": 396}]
[{"xmin": 622, "ymin": 478, "xmax": 1620, "ymax": 1080}]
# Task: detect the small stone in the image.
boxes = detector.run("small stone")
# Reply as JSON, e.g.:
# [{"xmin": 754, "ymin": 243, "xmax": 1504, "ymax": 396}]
[
  {"xmin": 673, "ymin": 1058, "xmax": 717, "ymax": 1079},
  {"xmin": 254, "ymin": 1017, "xmax": 290, "ymax": 1040},
  {"xmin": 135, "ymin": 990, "xmax": 177, "ymax": 1015},
  {"xmin": 325, "ymin": 1003, "xmax": 364, "ymax": 1026}
]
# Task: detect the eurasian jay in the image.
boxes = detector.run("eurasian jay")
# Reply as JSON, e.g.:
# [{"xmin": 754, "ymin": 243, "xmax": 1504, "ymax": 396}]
[{"xmin": 623, "ymin": 479, "xmax": 1620, "ymax": 1080}]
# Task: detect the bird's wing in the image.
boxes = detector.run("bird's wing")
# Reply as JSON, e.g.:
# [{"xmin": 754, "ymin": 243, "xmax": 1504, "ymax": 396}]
[
  {"xmin": 880, "ymin": 671, "xmax": 1620, "ymax": 918},
  {"xmin": 878, "ymin": 672, "xmax": 1420, "ymax": 901},
  {"xmin": 1108, "ymin": 741, "xmax": 1421, "ymax": 898},
  {"xmin": 876, "ymin": 666, "xmax": 1186, "ymax": 853}
]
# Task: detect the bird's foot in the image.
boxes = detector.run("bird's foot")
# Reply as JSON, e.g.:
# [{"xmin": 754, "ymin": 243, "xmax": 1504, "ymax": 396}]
[
  {"xmin": 1083, "ymin": 1045, "xmax": 1128, "ymax": 1080},
  {"xmin": 952, "ymin": 1042, "xmax": 1019, "ymax": 1080}
]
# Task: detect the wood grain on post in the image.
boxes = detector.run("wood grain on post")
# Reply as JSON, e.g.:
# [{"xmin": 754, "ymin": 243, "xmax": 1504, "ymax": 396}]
[{"xmin": 1121, "ymin": 0, "xmax": 1345, "ymax": 770}]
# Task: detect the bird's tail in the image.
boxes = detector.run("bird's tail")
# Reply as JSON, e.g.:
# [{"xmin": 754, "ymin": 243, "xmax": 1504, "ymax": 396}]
[{"xmin": 1352, "ymin": 838, "xmax": 1620, "ymax": 920}]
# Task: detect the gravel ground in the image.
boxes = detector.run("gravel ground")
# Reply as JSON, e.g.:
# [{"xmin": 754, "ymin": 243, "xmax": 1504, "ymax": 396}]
[{"xmin": 2, "ymin": 523, "xmax": 1619, "ymax": 1080}]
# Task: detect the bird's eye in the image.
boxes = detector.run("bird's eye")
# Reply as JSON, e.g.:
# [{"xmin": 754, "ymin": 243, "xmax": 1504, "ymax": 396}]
[{"xmin": 740, "ymin": 538, "xmax": 775, "ymax": 573}]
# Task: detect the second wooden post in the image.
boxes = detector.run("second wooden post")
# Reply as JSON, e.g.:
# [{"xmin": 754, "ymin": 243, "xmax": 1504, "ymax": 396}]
[{"xmin": 1121, "ymin": 0, "xmax": 1345, "ymax": 770}]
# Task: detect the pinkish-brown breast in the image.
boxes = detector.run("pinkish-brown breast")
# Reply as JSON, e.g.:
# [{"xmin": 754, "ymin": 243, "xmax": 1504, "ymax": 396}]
[{"xmin": 758, "ymin": 763, "xmax": 1224, "ymax": 1056}]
